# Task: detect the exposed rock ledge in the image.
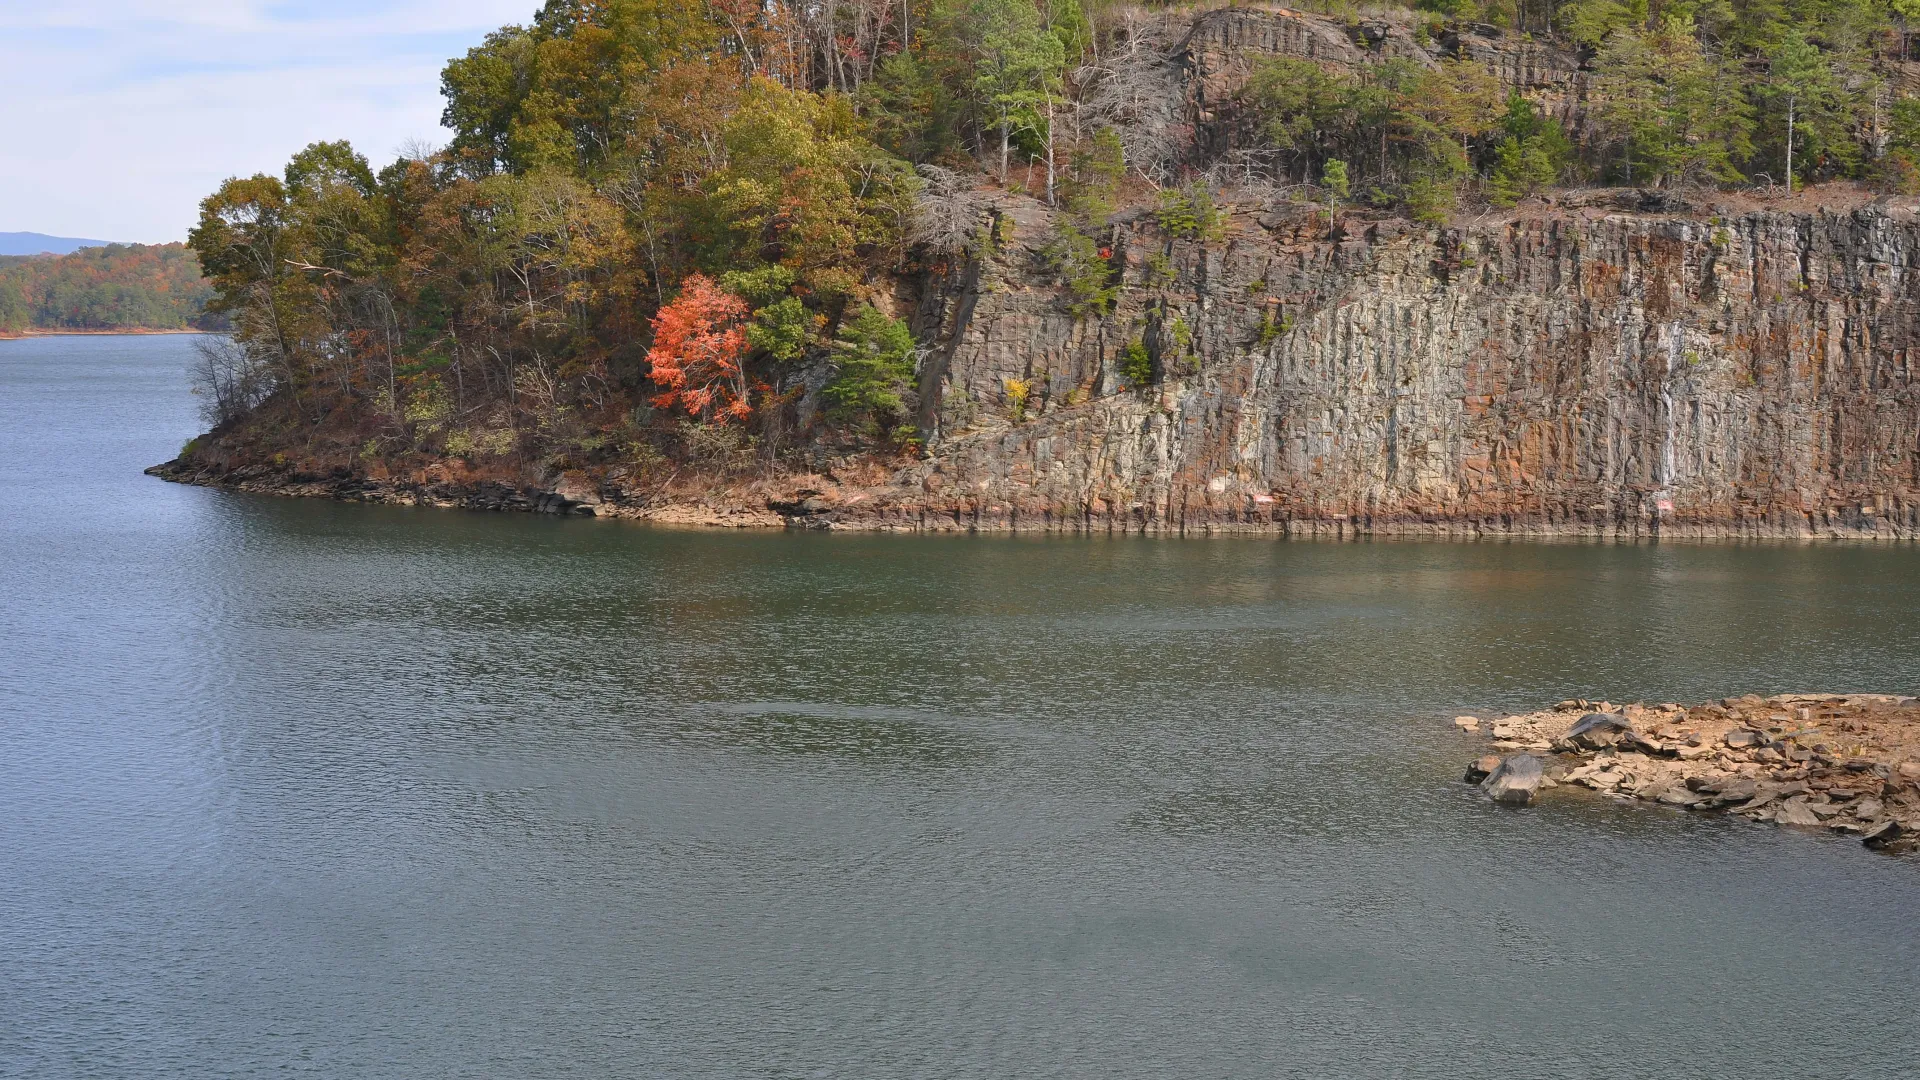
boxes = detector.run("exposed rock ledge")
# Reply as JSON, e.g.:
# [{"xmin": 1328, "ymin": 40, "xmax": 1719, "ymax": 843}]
[
  {"xmin": 143, "ymin": 457, "xmax": 788, "ymax": 528},
  {"xmin": 1457, "ymin": 694, "xmax": 1920, "ymax": 854},
  {"xmin": 145, "ymin": 456, "xmax": 1920, "ymax": 538}
]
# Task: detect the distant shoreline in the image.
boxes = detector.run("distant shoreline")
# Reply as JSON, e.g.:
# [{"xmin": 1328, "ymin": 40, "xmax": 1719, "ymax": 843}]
[{"xmin": 0, "ymin": 328, "xmax": 209, "ymax": 339}]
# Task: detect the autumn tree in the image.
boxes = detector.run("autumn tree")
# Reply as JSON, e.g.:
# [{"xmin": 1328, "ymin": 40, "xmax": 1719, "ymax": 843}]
[
  {"xmin": 439, "ymin": 0, "xmax": 721, "ymax": 176},
  {"xmin": 645, "ymin": 274, "xmax": 753, "ymax": 422}
]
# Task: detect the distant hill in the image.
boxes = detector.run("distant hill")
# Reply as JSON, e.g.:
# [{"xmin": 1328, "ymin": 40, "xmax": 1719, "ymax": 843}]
[
  {"xmin": 0, "ymin": 232, "xmax": 114, "ymax": 256},
  {"xmin": 0, "ymin": 243, "xmax": 220, "ymax": 334}
]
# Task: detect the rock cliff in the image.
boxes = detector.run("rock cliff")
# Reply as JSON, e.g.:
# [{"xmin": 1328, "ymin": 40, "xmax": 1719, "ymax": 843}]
[{"xmin": 888, "ymin": 192, "xmax": 1920, "ymax": 537}]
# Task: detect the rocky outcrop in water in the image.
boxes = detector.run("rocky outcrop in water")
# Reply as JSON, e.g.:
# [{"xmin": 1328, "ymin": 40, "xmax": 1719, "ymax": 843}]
[{"xmin": 1460, "ymin": 695, "xmax": 1920, "ymax": 853}]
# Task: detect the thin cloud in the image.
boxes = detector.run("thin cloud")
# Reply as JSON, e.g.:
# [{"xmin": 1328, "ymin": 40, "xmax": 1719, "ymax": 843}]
[{"xmin": 0, "ymin": 0, "xmax": 532, "ymax": 242}]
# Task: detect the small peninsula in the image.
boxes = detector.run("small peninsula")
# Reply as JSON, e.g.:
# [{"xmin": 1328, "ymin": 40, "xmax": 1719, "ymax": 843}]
[{"xmin": 153, "ymin": 2, "xmax": 1920, "ymax": 538}]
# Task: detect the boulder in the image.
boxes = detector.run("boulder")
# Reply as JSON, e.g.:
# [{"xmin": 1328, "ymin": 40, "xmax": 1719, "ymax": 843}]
[
  {"xmin": 553, "ymin": 471, "xmax": 602, "ymax": 506},
  {"xmin": 1601, "ymin": 730, "xmax": 1673, "ymax": 758},
  {"xmin": 1733, "ymin": 782, "xmax": 1802, "ymax": 813},
  {"xmin": 1453, "ymin": 715, "xmax": 1481, "ymax": 731},
  {"xmin": 1657, "ymin": 786, "xmax": 1700, "ymax": 807},
  {"xmin": 1853, "ymin": 797, "xmax": 1885, "ymax": 820},
  {"xmin": 1465, "ymin": 754, "xmax": 1503, "ymax": 783},
  {"xmin": 1724, "ymin": 729, "xmax": 1763, "ymax": 749},
  {"xmin": 1775, "ymin": 798, "xmax": 1824, "ymax": 827},
  {"xmin": 1482, "ymin": 754, "xmax": 1545, "ymax": 806},
  {"xmin": 1862, "ymin": 819, "xmax": 1909, "ymax": 849},
  {"xmin": 1559, "ymin": 712, "xmax": 1634, "ymax": 752}
]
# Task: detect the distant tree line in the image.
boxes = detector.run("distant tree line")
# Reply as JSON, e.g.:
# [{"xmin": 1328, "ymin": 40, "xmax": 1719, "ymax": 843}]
[{"xmin": 0, "ymin": 244, "xmax": 219, "ymax": 333}]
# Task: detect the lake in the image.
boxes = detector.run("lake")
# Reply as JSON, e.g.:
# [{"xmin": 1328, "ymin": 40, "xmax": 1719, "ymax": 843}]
[{"xmin": 4, "ymin": 333, "xmax": 1919, "ymax": 1078}]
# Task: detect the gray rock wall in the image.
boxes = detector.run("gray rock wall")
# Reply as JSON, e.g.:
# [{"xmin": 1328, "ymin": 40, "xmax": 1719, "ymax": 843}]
[{"xmin": 901, "ymin": 199, "xmax": 1920, "ymax": 537}]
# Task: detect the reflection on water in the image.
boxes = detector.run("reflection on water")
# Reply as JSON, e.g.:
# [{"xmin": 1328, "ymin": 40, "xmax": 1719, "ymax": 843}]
[{"xmin": 5, "ymin": 334, "xmax": 1920, "ymax": 1079}]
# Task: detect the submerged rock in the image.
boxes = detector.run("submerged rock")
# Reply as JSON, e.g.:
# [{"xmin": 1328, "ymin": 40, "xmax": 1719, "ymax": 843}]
[{"xmin": 1464, "ymin": 754, "xmax": 1503, "ymax": 783}]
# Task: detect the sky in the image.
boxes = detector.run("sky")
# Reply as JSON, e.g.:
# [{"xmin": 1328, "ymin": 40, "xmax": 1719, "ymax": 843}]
[{"xmin": 0, "ymin": 0, "xmax": 536, "ymax": 244}]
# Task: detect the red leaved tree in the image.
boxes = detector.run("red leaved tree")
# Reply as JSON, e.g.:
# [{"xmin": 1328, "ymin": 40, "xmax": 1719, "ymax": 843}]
[{"xmin": 646, "ymin": 274, "xmax": 752, "ymax": 421}]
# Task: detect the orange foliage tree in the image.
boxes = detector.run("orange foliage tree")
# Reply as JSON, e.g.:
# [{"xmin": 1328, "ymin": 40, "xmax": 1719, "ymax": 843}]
[{"xmin": 645, "ymin": 273, "xmax": 752, "ymax": 421}]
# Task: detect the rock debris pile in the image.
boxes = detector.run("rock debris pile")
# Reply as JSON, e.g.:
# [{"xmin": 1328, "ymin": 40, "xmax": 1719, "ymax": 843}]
[{"xmin": 1457, "ymin": 695, "xmax": 1920, "ymax": 853}]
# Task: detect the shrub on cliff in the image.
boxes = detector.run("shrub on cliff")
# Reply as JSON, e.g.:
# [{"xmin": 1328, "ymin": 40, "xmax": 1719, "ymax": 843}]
[
  {"xmin": 823, "ymin": 306, "xmax": 919, "ymax": 436},
  {"xmin": 1117, "ymin": 338, "xmax": 1152, "ymax": 389}
]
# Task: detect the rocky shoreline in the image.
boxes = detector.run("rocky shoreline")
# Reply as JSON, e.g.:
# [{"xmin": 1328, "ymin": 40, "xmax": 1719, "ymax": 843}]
[
  {"xmin": 1460, "ymin": 695, "xmax": 1920, "ymax": 853},
  {"xmin": 146, "ymin": 457, "xmax": 1920, "ymax": 539}
]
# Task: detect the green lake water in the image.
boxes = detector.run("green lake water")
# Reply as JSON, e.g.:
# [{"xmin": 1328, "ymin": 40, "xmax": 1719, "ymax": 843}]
[{"xmin": 5, "ymin": 334, "xmax": 1919, "ymax": 1077}]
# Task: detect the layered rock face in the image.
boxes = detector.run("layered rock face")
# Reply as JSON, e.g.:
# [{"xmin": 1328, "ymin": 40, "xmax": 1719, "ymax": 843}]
[{"xmin": 897, "ymin": 197, "xmax": 1920, "ymax": 537}]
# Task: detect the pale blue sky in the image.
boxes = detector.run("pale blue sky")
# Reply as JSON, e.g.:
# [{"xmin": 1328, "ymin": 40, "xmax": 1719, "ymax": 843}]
[{"xmin": 1, "ymin": 0, "xmax": 535, "ymax": 243}]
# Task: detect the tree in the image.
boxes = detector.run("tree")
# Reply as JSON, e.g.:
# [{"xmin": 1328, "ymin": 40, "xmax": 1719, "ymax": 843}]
[
  {"xmin": 1413, "ymin": 60, "xmax": 1505, "ymax": 168},
  {"xmin": 646, "ymin": 274, "xmax": 753, "ymax": 421},
  {"xmin": 439, "ymin": 0, "xmax": 720, "ymax": 176},
  {"xmin": 861, "ymin": 51, "xmax": 965, "ymax": 163},
  {"xmin": 1116, "ymin": 337, "xmax": 1151, "ymax": 388},
  {"xmin": 722, "ymin": 265, "xmax": 817, "ymax": 363},
  {"xmin": 965, "ymin": 0, "xmax": 1067, "ymax": 181},
  {"xmin": 1885, "ymin": 95, "xmax": 1920, "ymax": 191},
  {"xmin": 1595, "ymin": 18, "xmax": 1752, "ymax": 187},
  {"xmin": 1559, "ymin": 0, "xmax": 1643, "ymax": 48},
  {"xmin": 709, "ymin": 78, "xmax": 917, "ymax": 298},
  {"xmin": 1895, "ymin": 0, "xmax": 1920, "ymax": 60},
  {"xmin": 823, "ymin": 305, "xmax": 918, "ymax": 429},
  {"xmin": 1764, "ymin": 30, "xmax": 1838, "ymax": 193},
  {"xmin": 1487, "ymin": 93, "xmax": 1574, "ymax": 205},
  {"xmin": 1247, "ymin": 58, "xmax": 1354, "ymax": 182},
  {"xmin": 1322, "ymin": 159, "xmax": 1349, "ymax": 209}
]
